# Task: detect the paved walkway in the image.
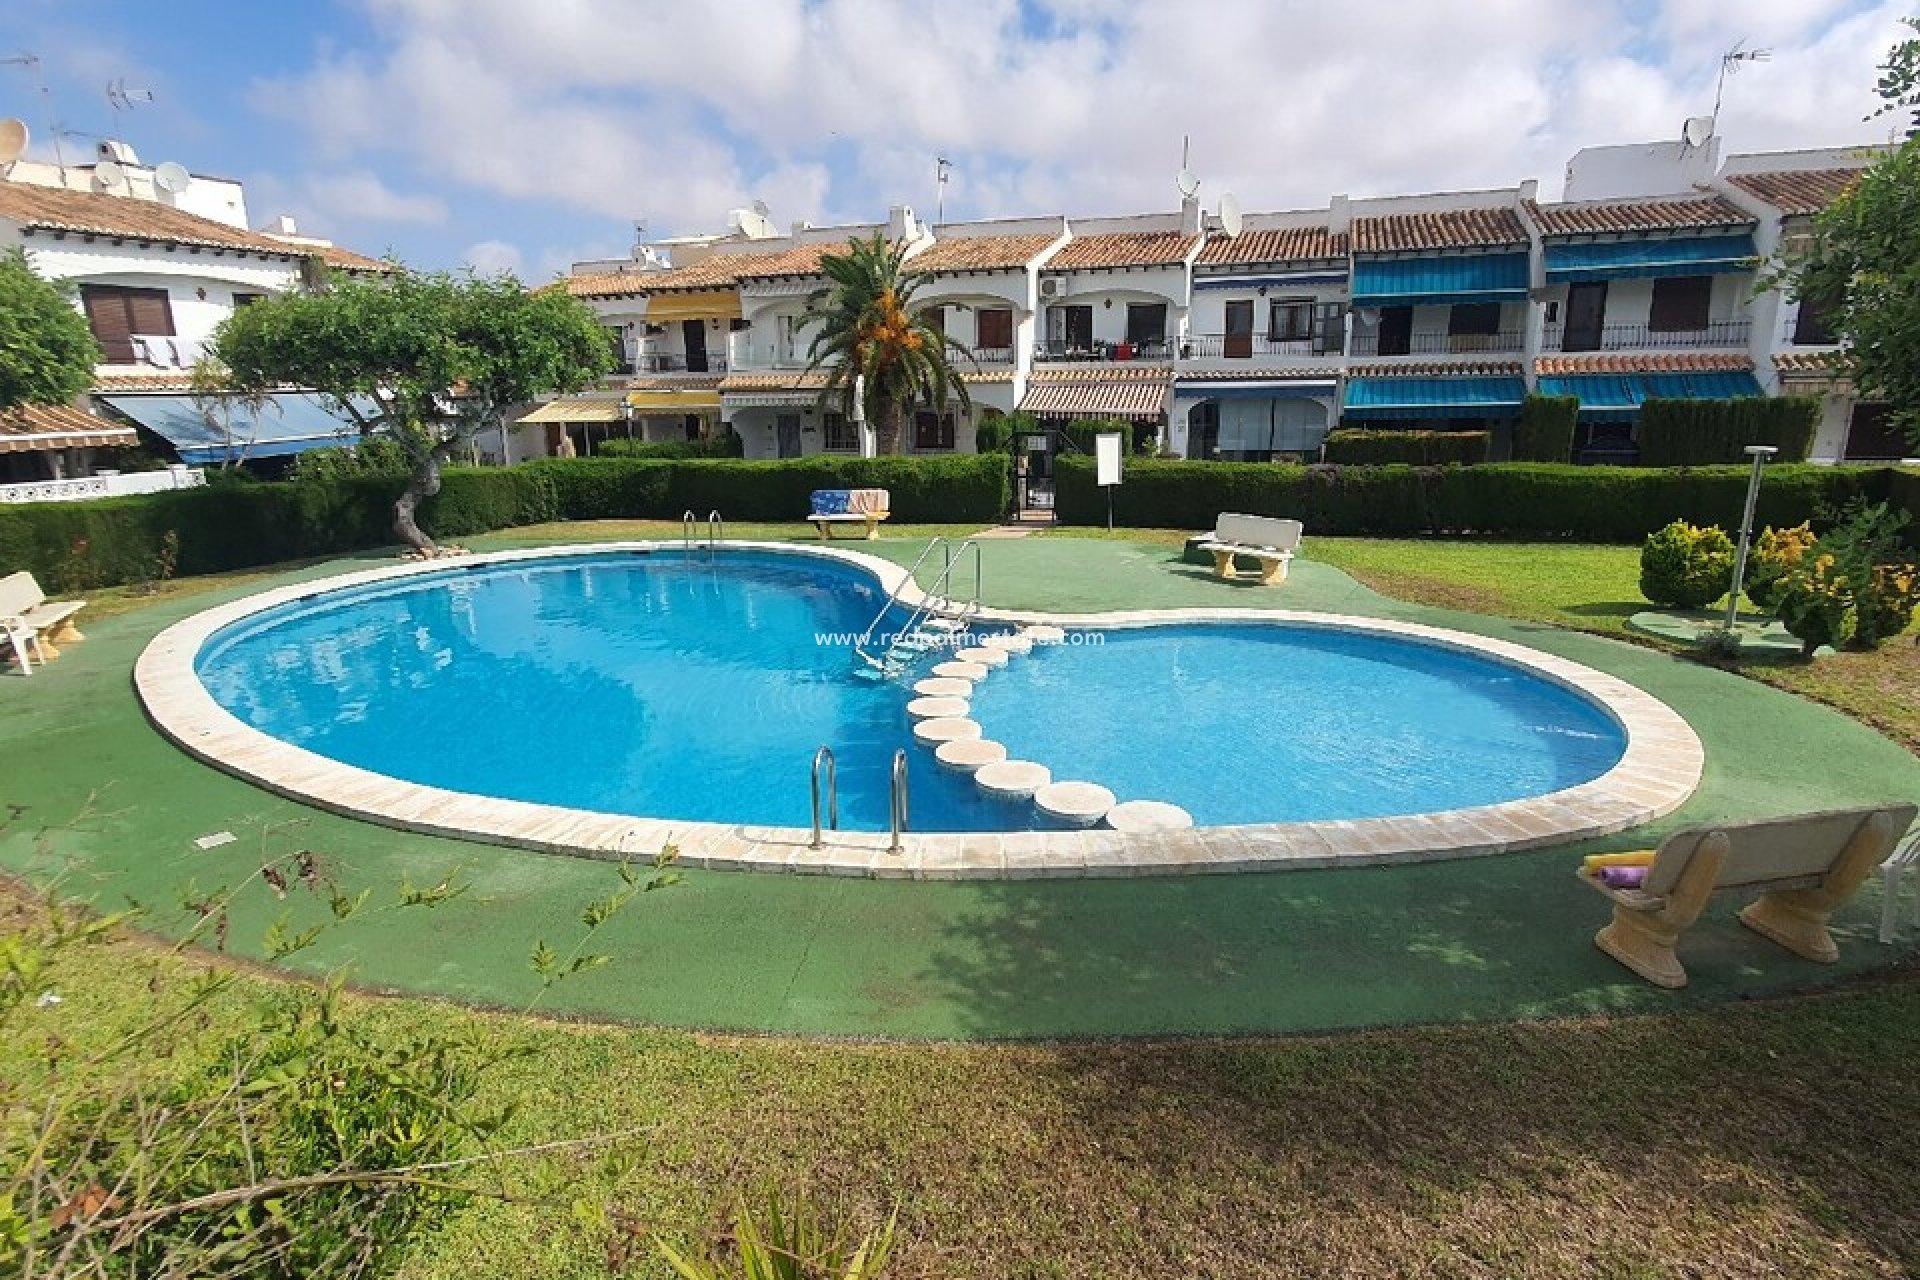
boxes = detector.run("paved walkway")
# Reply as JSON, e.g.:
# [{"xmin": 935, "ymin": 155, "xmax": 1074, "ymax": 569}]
[{"xmin": 4, "ymin": 532, "xmax": 1917, "ymax": 1039}]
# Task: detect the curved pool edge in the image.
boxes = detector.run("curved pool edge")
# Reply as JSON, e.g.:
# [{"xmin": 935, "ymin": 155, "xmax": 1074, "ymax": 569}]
[{"xmin": 133, "ymin": 540, "xmax": 1705, "ymax": 880}]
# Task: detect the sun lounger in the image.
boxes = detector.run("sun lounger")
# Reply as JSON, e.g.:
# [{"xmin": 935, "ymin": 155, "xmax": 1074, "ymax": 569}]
[
  {"xmin": 1578, "ymin": 803, "xmax": 1917, "ymax": 988},
  {"xmin": 0, "ymin": 571, "xmax": 88, "ymax": 662},
  {"xmin": 810, "ymin": 489, "xmax": 891, "ymax": 540},
  {"xmin": 1195, "ymin": 513, "xmax": 1302, "ymax": 585}
]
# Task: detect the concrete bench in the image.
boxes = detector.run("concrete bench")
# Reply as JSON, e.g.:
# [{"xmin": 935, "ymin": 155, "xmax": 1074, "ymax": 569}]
[
  {"xmin": 0, "ymin": 571, "xmax": 88, "ymax": 664},
  {"xmin": 810, "ymin": 488, "xmax": 891, "ymax": 541},
  {"xmin": 1578, "ymin": 803, "xmax": 1917, "ymax": 988},
  {"xmin": 1195, "ymin": 513, "xmax": 1303, "ymax": 585}
]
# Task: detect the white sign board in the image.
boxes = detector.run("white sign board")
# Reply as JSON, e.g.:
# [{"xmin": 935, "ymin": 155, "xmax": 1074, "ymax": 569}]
[{"xmin": 1095, "ymin": 432, "xmax": 1124, "ymax": 487}]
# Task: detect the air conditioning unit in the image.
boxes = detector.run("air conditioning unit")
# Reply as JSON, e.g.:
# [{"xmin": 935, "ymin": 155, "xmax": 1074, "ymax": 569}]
[{"xmin": 1039, "ymin": 278, "xmax": 1064, "ymax": 298}]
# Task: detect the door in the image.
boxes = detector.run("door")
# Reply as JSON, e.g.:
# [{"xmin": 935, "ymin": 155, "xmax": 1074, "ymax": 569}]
[
  {"xmin": 775, "ymin": 413, "xmax": 802, "ymax": 459},
  {"xmin": 1844, "ymin": 403, "xmax": 1909, "ymax": 460},
  {"xmin": 1377, "ymin": 306, "xmax": 1412, "ymax": 356},
  {"xmin": 1224, "ymin": 299, "xmax": 1254, "ymax": 359},
  {"xmin": 1562, "ymin": 282, "xmax": 1607, "ymax": 352},
  {"xmin": 681, "ymin": 319, "xmax": 709, "ymax": 373}
]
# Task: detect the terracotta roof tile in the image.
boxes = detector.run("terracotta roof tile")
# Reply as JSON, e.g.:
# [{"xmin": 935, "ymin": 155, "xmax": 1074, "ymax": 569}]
[
  {"xmin": 90, "ymin": 371, "xmax": 200, "ymax": 392},
  {"xmin": 623, "ymin": 374, "xmax": 723, "ymax": 392},
  {"xmin": 1347, "ymin": 360, "xmax": 1525, "ymax": 378},
  {"xmin": 1017, "ymin": 375, "xmax": 1169, "ymax": 420},
  {"xmin": 1026, "ymin": 364, "xmax": 1171, "ymax": 383},
  {"xmin": 1041, "ymin": 231, "xmax": 1200, "ymax": 271},
  {"xmin": 0, "ymin": 181, "xmax": 385, "ymax": 271},
  {"xmin": 0, "ymin": 401, "xmax": 138, "ymax": 451},
  {"xmin": 1173, "ymin": 367, "xmax": 1339, "ymax": 382},
  {"xmin": 909, "ymin": 234, "xmax": 1058, "ymax": 274},
  {"xmin": 1352, "ymin": 207, "xmax": 1527, "ymax": 254},
  {"xmin": 1526, "ymin": 195, "xmax": 1754, "ymax": 237},
  {"xmin": 1724, "ymin": 168, "xmax": 1864, "ymax": 217},
  {"xmin": 717, "ymin": 370, "xmax": 829, "ymax": 392},
  {"xmin": 960, "ymin": 368, "xmax": 1016, "ymax": 383},
  {"xmin": 1534, "ymin": 353, "xmax": 1753, "ymax": 376},
  {"xmin": 1196, "ymin": 226, "xmax": 1347, "ymax": 266},
  {"xmin": 1773, "ymin": 350, "xmax": 1842, "ymax": 373},
  {"xmin": 565, "ymin": 247, "xmax": 798, "ymax": 298}
]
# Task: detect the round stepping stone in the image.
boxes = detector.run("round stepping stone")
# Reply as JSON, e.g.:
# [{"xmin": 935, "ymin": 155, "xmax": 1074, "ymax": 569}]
[
  {"xmin": 955, "ymin": 645, "xmax": 1008, "ymax": 667},
  {"xmin": 912, "ymin": 716, "xmax": 981, "ymax": 746},
  {"xmin": 907, "ymin": 695, "xmax": 970, "ymax": 721},
  {"xmin": 1035, "ymin": 781, "xmax": 1116, "ymax": 827},
  {"xmin": 982, "ymin": 632, "xmax": 1033, "ymax": 654},
  {"xmin": 975, "ymin": 759, "xmax": 1051, "ymax": 799},
  {"xmin": 932, "ymin": 660, "xmax": 989, "ymax": 682},
  {"xmin": 935, "ymin": 738, "xmax": 1007, "ymax": 773},
  {"xmin": 913, "ymin": 677, "xmax": 973, "ymax": 699},
  {"xmin": 1025, "ymin": 624, "xmax": 1066, "ymax": 645},
  {"xmin": 1104, "ymin": 799, "xmax": 1195, "ymax": 832}
]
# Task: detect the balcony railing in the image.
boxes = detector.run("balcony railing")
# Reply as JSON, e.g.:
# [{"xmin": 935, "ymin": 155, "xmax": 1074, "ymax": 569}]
[
  {"xmin": 1541, "ymin": 320, "xmax": 1750, "ymax": 352},
  {"xmin": 0, "ymin": 466, "xmax": 204, "ymax": 506},
  {"xmin": 1036, "ymin": 337, "xmax": 1176, "ymax": 363},
  {"xmin": 1180, "ymin": 333, "xmax": 1344, "ymax": 360},
  {"xmin": 630, "ymin": 351, "xmax": 729, "ymax": 374},
  {"xmin": 1348, "ymin": 331, "xmax": 1526, "ymax": 357},
  {"xmin": 958, "ymin": 345, "xmax": 1015, "ymax": 365}
]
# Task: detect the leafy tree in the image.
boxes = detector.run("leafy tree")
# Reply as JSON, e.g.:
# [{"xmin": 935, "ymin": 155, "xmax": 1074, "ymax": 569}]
[
  {"xmin": 1872, "ymin": 15, "xmax": 1920, "ymax": 136},
  {"xmin": 802, "ymin": 234, "xmax": 970, "ymax": 455},
  {"xmin": 213, "ymin": 269, "xmax": 613, "ymax": 551},
  {"xmin": 0, "ymin": 247, "xmax": 101, "ymax": 411}
]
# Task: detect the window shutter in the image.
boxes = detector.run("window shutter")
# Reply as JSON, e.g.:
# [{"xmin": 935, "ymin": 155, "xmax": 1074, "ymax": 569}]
[
  {"xmin": 80, "ymin": 286, "xmax": 136, "ymax": 363},
  {"xmin": 976, "ymin": 308, "xmax": 1012, "ymax": 350},
  {"xmin": 125, "ymin": 288, "xmax": 176, "ymax": 336},
  {"xmin": 1648, "ymin": 277, "xmax": 1711, "ymax": 332}
]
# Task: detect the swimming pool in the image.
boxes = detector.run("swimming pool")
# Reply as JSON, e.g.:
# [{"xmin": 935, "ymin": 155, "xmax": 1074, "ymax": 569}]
[{"xmin": 139, "ymin": 543, "xmax": 1703, "ymax": 875}]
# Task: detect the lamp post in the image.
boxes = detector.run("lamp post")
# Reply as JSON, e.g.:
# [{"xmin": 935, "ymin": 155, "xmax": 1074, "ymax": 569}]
[{"xmin": 1725, "ymin": 444, "xmax": 1778, "ymax": 630}]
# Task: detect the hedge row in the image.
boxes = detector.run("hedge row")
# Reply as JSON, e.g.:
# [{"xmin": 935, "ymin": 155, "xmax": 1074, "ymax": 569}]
[
  {"xmin": 1512, "ymin": 395, "xmax": 1578, "ymax": 463},
  {"xmin": 1058, "ymin": 456, "xmax": 1906, "ymax": 542},
  {"xmin": 1322, "ymin": 428, "xmax": 1490, "ymax": 466},
  {"xmin": 1637, "ymin": 396, "xmax": 1820, "ymax": 466},
  {"xmin": 594, "ymin": 432, "xmax": 743, "ymax": 459},
  {"xmin": 0, "ymin": 454, "xmax": 1010, "ymax": 589}
]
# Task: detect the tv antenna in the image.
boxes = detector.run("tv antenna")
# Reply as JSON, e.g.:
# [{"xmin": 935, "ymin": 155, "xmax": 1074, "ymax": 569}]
[
  {"xmin": 935, "ymin": 155, "xmax": 952, "ymax": 223},
  {"xmin": 1712, "ymin": 41, "xmax": 1770, "ymax": 128},
  {"xmin": 1176, "ymin": 134, "xmax": 1199, "ymax": 200},
  {"xmin": 106, "ymin": 78, "xmax": 153, "ymax": 113},
  {"xmin": 0, "ymin": 53, "xmax": 63, "ymax": 170}
]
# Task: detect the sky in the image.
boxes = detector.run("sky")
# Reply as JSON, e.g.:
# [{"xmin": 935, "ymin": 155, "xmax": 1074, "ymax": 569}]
[{"xmin": 3, "ymin": 0, "xmax": 1910, "ymax": 280}]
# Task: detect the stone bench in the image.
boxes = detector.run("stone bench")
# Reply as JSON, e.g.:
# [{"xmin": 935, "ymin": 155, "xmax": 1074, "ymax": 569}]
[
  {"xmin": 1194, "ymin": 513, "xmax": 1303, "ymax": 585},
  {"xmin": 0, "ymin": 570, "xmax": 88, "ymax": 665},
  {"xmin": 809, "ymin": 488, "xmax": 891, "ymax": 540}
]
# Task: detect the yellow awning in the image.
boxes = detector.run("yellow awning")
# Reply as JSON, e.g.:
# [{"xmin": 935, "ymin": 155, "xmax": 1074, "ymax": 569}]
[
  {"xmin": 626, "ymin": 390, "xmax": 721, "ymax": 411},
  {"xmin": 521, "ymin": 397, "xmax": 626, "ymax": 423},
  {"xmin": 643, "ymin": 290, "xmax": 742, "ymax": 323}
]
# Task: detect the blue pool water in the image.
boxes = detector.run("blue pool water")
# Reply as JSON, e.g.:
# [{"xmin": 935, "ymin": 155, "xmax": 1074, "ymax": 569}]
[{"xmin": 195, "ymin": 550, "xmax": 1627, "ymax": 832}]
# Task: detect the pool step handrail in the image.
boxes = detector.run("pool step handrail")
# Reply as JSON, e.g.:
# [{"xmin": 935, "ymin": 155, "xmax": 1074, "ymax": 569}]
[
  {"xmin": 853, "ymin": 536, "xmax": 952, "ymax": 669},
  {"xmin": 680, "ymin": 510, "xmax": 698, "ymax": 553},
  {"xmin": 871, "ymin": 539, "xmax": 984, "ymax": 675},
  {"xmin": 809, "ymin": 744, "xmax": 838, "ymax": 849},
  {"xmin": 707, "ymin": 510, "xmax": 724, "ymax": 554},
  {"xmin": 888, "ymin": 748, "xmax": 909, "ymax": 855}
]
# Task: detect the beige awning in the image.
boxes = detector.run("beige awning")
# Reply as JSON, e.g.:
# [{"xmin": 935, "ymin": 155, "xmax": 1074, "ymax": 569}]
[
  {"xmin": 0, "ymin": 402, "xmax": 138, "ymax": 453},
  {"xmin": 520, "ymin": 396, "xmax": 627, "ymax": 424},
  {"xmin": 642, "ymin": 290, "xmax": 743, "ymax": 323},
  {"xmin": 627, "ymin": 390, "xmax": 721, "ymax": 411},
  {"xmin": 1018, "ymin": 378, "xmax": 1169, "ymax": 421}
]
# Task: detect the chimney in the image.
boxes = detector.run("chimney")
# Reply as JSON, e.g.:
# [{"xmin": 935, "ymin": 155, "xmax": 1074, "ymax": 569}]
[
  {"xmin": 1518, "ymin": 178, "xmax": 1539, "ymax": 204},
  {"xmin": 1180, "ymin": 195, "xmax": 1201, "ymax": 235},
  {"xmin": 267, "ymin": 214, "xmax": 299, "ymax": 236},
  {"xmin": 790, "ymin": 220, "xmax": 813, "ymax": 238},
  {"xmin": 1327, "ymin": 195, "xmax": 1351, "ymax": 234},
  {"xmin": 887, "ymin": 204, "xmax": 921, "ymax": 243}
]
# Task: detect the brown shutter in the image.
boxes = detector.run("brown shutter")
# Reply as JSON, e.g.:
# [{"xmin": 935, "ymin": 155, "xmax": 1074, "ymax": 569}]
[
  {"xmin": 80, "ymin": 286, "xmax": 136, "ymax": 363},
  {"xmin": 124, "ymin": 287, "xmax": 175, "ymax": 336},
  {"xmin": 1648, "ymin": 277, "xmax": 1710, "ymax": 332},
  {"xmin": 976, "ymin": 308, "xmax": 1012, "ymax": 350}
]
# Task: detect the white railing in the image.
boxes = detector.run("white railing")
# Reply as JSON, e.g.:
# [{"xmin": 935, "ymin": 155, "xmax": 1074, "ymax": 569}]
[{"xmin": 0, "ymin": 466, "xmax": 204, "ymax": 505}]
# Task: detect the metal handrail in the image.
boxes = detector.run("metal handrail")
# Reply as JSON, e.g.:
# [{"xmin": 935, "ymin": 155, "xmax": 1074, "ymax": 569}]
[
  {"xmin": 707, "ymin": 510, "xmax": 724, "ymax": 559},
  {"xmin": 681, "ymin": 509, "xmax": 698, "ymax": 552},
  {"xmin": 809, "ymin": 745, "xmax": 838, "ymax": 849},
  {"xmin": 853, "ymin": 536, "xmax": 951, "ymax": 667},
  {"xmin": 888, "ymin": 749, "xmax": 909, "ymax": 855},
  {"xmin": 858, "ymin": 538, "xmax": 985, "ymax": 674}
]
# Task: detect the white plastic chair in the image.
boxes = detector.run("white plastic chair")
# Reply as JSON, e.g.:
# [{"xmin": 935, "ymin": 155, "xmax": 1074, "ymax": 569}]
[
  {"xmin": 2, "ymin": 615, "xmax": 39, "ymax": 676},
  {"xmin": 1880, "ymin": 830, "xmax": 1920, "ymax": 943}
]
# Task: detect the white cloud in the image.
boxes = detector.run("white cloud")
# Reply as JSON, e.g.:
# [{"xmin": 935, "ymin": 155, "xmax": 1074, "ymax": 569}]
[{"xmin": 462, "ymin": 238, "xmax": 523, "ymax": 275}]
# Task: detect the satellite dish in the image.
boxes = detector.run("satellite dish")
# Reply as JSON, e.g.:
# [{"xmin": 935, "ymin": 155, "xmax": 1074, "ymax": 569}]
[
  {"xmin": 0, "ymin": 118, "xmax": 27, "ymax": 167},
  {"xmin": 93, "ymin": 160, "xmax": 127, "ymax": 192},
  {"xmin": 751, "ymin": 198, "xmax": 771, "ymax": 218},
  {"xmin": 154, "ymin": 161, "xmax": 190, "ymax": 194},
  {"xmin": 1218, "ymin": 192, "xmax": 1243, "ymax": 239},
  {"xmin": 1681, "ymin": 116, "xmax": 1715, "ymax": 149},
  {"xmin": 1176, "ymin": 167, "xmax": 1200, "ymax": 199}
]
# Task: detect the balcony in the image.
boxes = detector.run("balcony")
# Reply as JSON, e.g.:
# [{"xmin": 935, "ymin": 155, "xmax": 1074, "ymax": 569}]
[
  {"xmin": 1180, "ymin": 333, "xmax": 1344, "ymax": 360},
  {"xmin": 1348, "ymin": 331, "xmax": 1526, "ymax": 357},
  {"xmin": 629, "ymin": 350, "xmax": 729, "ymax": 375},
  {"xmin": 1541, "ymin": 320, "xmax": 1751, "ymax": 352},
  {"xmin": 1035, "ymin": 337, "xmax": 1176, "ymax": 363},
  {"xmin": 958, "ymin": 345, "xmax": 1015, "ymax": 365}
]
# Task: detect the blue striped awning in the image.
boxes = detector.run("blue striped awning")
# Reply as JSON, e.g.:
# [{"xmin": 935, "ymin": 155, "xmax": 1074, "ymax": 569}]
[
  {"xmin": 1535, "ymin": 371, "xmax": 1766, "ymax": 418},
  {"xmin": 1543, "ymin": 233, "xmax": 1757, "ymax": 283},
  {"xmin": 1341, "ymin": 375, "xmax": 1527, "ymax": 420},
  {"xmin": 1351, "ymin": 252, "xmax": 1529, "ymax": 308},
  {"xmin": 103, "ymin": 392, "xmax": 367, "ymax": 464}
]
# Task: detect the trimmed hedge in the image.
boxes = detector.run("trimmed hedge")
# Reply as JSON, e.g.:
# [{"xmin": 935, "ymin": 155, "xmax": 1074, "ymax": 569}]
[
  {"xmin": 1055, "ymin": 456, "xmax": 1897, "ymax": 542},
  {"xmin": 526, "ymin": 453, "xmax": 1007, "ymax": 523},
  {"xmin": 1512, "ymin": 395, "xmax": 1578, "ymax": 463},
  {"xmin": 595, "ymin": 432, "xmax": 743, "ymax": 459},
  {"xmin": 1636, "ymin": 396, "xmax": 1820, "ymax": 466},
  {"xmin": 1322, "ymin": 429, "xmax": 1490, "ymax": 466}
]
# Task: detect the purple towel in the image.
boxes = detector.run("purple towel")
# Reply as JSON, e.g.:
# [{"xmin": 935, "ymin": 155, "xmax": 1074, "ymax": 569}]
[{"xmin": 1599, "ymin": 865, "xmax": 1648, "ymax": 889}]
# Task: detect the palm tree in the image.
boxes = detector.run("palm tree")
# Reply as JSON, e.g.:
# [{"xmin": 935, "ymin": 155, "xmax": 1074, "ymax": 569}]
[{"xmin": 803, "ymin": 233, "xmax": 970, "ymax": 455}]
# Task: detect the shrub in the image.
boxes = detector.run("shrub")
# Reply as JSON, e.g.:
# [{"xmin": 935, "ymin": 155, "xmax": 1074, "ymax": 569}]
[
  {"xmin": 1776, "ymin": 554, "xmax": 1856, "ymax": 657},
  {"xmin": 1636, "ymin": 396, "xmax": 1820, "ymax": 466},
  {"xmin": 597, "ymin": 430, "xmax": 743, "ymax": 459},
  {"xmin": 1772, "ymin": 500, "xmax": 1920, "ymax": 653},
  {"xmin": 288, "ymin": 436, "xmax": 410, "ymax": 481},
  {"xmin": 975, "ymin": 410, "xmax": 1031, "ymax": 455},
  {"xmin": 1640, "ymin": 520, "xmax": 1735, "ymax": 608},
  {"xmin": 1322, "ymin": 428, "xmax": 1490, "ymax": 466},
  {"xmin": 1512, "ymin": 395, "xmax": 1578, "ymax": 463},
  {"xmin": 1062, "ymin": 417, "xmax": 1155, "ymax": 457},
  {"xmin": 1744, "ymin": 522, "xmax": 1816, "ymax": 609}
]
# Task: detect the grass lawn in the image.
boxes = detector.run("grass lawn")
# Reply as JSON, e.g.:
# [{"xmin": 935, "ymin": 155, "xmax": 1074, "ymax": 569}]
[{"xmin": 10, "ymin": 524, "xmax": 1920, "ymax": 1276}]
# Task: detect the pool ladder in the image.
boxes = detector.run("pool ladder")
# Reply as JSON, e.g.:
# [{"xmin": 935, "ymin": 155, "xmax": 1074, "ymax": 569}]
[
  {"xmin": 852, "ymin": 536, "xmax": 983, "ymax": 675},
  {"xmin": 681, "ymin": 509, "xmax": 725, "ymax": 558},
  {"xmin": 809, "ymin": 745, "xmax": 909, "ymax": 855}
]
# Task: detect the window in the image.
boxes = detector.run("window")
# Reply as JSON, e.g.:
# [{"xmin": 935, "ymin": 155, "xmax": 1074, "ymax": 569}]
[
  {"xmin": 683, "ymin": 414, "xmax": 702, "ymax": 441},
  {"xmin": 1124, "ymin": 302, "xmax": 1167, "ymax": 348},
  {"xmin": 975, "ymin": 307, "xmax": 1013, "ymax": 352},
  {"xmin": 79, "ymin": 284, "xmax": 174, "ymax": 364},
  {"xmin": 823, "ymin": 412, "xmax": 859, "ymax": 452},
  {"xmin": 231, "ymin": 292, "xmax": 265, "ymax": 309},
  {"xmin": 1648, "ymin": 276, "xmax": 1712, "ymax": 332},
  {"xmin": 1792, "ymin": 295, "xmax": 1836, "ymax": 345},
  {"xmin": 913, "ymin": 410, "xmax": 956, "ymax": 451},
  {"xmin": 1048, "ymin": 305, "xmax": 1093, "ymax": 352},
  {"xmin": 1268, "ymin": 298, "xmax": 1314, "ymax": 342},
  {"xmin": 1447, "ymin": 303, "xmax": 1502, "ymax": 336},
  {"xmin": 920, "ymin": 306, "xmax": 945, "ymax": 337}
]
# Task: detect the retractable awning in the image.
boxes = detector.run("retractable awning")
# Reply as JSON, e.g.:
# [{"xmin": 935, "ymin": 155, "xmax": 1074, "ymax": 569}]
[
  {"xmin": 641, "ymin": 290, "xmax": 743, "ymax": 323},
  {"xmin": 1018, "ymin": 378, "xmax": 1169, "ymax": 421},
  {"xmin": 519, "ymin": 396, "xmax": 627, "ymax": 423},
  {"xmin": 1341, "ymin": 375, "xmax": 1527, "ymax": 420},
  {"xmin": 626, "ymin": 389, "xmax": 721, "ymax": 412},
  {"xmin": 1173, "ymin": 379, "xmax": 1336, "ymax": 401},
  {"xmin": 1536, "ymin": 371, "xmax": 1766, "ymax": 417},
  {"xmin": 1351, "ymin": 252, "xmax": 1529, "ymax": 308},
  {"xmin": 102, "ymin": 392, "xmax": 363, "ymax": 464},
  {"xmin": 1544, "ymin": 233, "xmax": 1757, "ymax": 283},
  {"xmin": 1193, "ymin": 272, "xmax": 1347, "ymax": 290}
]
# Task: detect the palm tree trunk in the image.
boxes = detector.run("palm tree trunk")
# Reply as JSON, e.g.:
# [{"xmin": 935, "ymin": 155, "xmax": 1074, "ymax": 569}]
[{"xmin": 877, "ymin": 399, "xmax": 905, "ymax": 456}]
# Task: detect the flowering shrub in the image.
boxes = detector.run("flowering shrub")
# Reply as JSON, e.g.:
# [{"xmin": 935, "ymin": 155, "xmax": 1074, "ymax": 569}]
[
  {"xmin": 1639, "ymin": 520, "xmax": 1735, "ymax": 609},
  {"xmin": 1744, "ymin": 522, "xmax": 1816, "ymax": 610},
  {"xmin": 1772, "ymin": 501, "xmax": 1920, "ymax": 655},
  {"xmin": 1775, "ymin": 553, "xmax": 1857, "ymax": 657}
]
